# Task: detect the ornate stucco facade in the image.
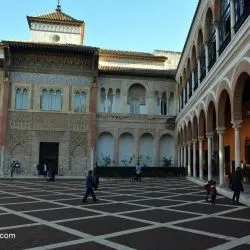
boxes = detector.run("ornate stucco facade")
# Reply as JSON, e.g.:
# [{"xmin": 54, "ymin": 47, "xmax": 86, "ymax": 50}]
[{"xmin": 0, "ymin": 5, "xmax": 180, "ymax": 176}]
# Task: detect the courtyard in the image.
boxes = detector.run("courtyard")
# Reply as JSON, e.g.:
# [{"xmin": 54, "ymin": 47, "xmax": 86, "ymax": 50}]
[{"xmin": 0, "ymin": 178, "xmax": 250, "ymax": 250}]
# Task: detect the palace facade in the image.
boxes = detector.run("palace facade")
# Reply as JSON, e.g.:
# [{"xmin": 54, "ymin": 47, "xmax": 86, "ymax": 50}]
[
  {"xmin": 176, "ymin": 0, "xmax": 250, "ymax": 184},
  {"xmin": 0, "ymin": 4, "xmax": 180, "ymax": 176}
]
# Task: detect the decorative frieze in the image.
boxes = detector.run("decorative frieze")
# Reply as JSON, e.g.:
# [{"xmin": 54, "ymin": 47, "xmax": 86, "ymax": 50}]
[
  {"xmin": 31, "ymin": 23, "xmax": 80, "ymax": 34},
  {"xmin": 10, "ymin": 72, "xmax": 89, "ymax": 86}
]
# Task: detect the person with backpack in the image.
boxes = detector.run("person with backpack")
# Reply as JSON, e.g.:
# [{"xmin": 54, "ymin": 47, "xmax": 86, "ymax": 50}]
[{"xmin": 82, "ymin": 170, "xmax": 98, "ymax": 203}]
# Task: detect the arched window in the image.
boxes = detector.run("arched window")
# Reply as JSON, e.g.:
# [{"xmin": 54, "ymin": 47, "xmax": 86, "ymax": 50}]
[
  {"xmin": 128, "ymin": 84, "xmax": 146, "ymax": 115},
  {"xmin": 207, "ymin": 11, "xmax": 216, "ymax": 70},
  {"xmin": 107, "ymin": 89, "xmax": 113, "ymax": 113},
  {"xmin": 74, "ymin": 91, "xmax": 86, "ymax": 112},
  {"xmin": 40, "ymin": 89, "xmax": 62, "ymax": 111},
  {"xmin": 219, "ymin": 0, "xmax": 231, "ymax": 54},
  {"xmin": 15, "ymin": 88, "xmax": 29, "ymax": 110},
  {"xmin": 234, "ymin": 0, "xmax": 250, "ymax": 33},
  {"xmin": 198, "ymin": 30, "xmax": 206, "ymax": 82},
  {"xmin": 161, "ymin": 92, "xmax": 167, "ymax": 115},
  {"xmin": 100, "ymin": 88, "xmax": 106, "ymax": 112}
]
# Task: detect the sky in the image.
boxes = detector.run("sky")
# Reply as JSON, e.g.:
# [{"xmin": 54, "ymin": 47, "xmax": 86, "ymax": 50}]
[{"xmin": 0, "ymin": 0, "xmax": 198, "ymax": 53}]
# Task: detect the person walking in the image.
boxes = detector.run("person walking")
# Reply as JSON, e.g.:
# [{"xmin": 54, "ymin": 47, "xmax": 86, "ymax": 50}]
[
  {"xmin": 10, "ymin": 161, "xmax": 15, "ymax": 177},
  {"xmin": 136, "ymin": 162, "xmax": 142, "ymax": 182},
  {"xmin": 230, "ymin": 167, "xmax": 244, "ymax": 205},
  {"xmin": 82, "ymin": 170, "xmax": 98, "ymax": 203}
]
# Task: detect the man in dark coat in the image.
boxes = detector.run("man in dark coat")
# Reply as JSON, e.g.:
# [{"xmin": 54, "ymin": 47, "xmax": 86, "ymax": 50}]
[
  {"xmin": 230, "ymin": 167, "xmax": 244, "ymax": 205},
  {"xmin": 82, "ymin": 170, "xmax": 98, "ymax": 203}
]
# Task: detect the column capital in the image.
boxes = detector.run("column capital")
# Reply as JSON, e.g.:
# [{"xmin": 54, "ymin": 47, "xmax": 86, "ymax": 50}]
[
  {"xmin": 232, "ymin": 120, "xmax": 243, "ymax": 129},
  {"xmin": 192, "ymin": 139, "xmax": 197, "ymax": 143},
  {"xmin": 198, "ymin": 136, "xmax": 204, "ymax": 142},
  {"xmin": 206, "ymin": 132, "xmax": 214, "ymax": 138},
  {"xmin": 216, "ymin": 127, "xmax": 225, "ymax": 134}
]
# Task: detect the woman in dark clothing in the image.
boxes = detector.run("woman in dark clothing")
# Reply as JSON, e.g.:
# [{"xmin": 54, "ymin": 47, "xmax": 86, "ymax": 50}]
[{"xmin": 230, "ymin": 167, "xmax": 244, "ymax": 205}]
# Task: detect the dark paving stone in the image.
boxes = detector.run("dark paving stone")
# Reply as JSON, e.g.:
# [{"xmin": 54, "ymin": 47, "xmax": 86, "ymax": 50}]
[
  {"xmin": 171, "ymin": 203, "xmax": 233, "ymax": 214},
  {"xmin": 139, "ymin": 192, "xmax": 174, "ymax": 198},
  {"xmin": 125, "ymin": 208, "xmax": 199, "ymax": 223},
  {"xmin": 131, "ymin": 198, "xmax": 186, "ymax": 207},
  {"xmin": 60, "ymin": 215, "xmax": 150, "ymax": 236},
  {"xmin": 0, "ymin": 193, "xmax": 18, "ymax": 198},
  {"xmin": 34, "ymin": 194, "xmax": 75, "ymax": 200},
  {"xmin": 170, "ymin": 194, "xmax": 205, "ymax": 202},
  {"xmin": 176, "ymin": 217, "xmax": 250, "ymax": 237},
  {"xmin": 15, "ymin": 191, "xmax": 55, "ymax": 196},
  {"xmin": 0, "ymin": 225, "xmax": 80, "ymax": 249},
  {"xmin": 2, "ymin": 201, "xmax": 63, "ymax": 211},
  {"xmin": 0, "ymin": 214, "xmax": 34, "ymax": 227},
  {"xmin": 168, "ymin": 188, "xmax": 203, "ymax": 194},
  {"xmin": 108, "ymin": 227, "xmax": 227, "ymax": 250},
  {"xmin": 222, "ymin": 207, "xmax": 250, "ymax": 220},
  {"xmin": 57, "ymin": 241, "xmax": 114, "ymax": 250},
  {"xmin": 89, "ymin": 203, "xmax": 145, "ymax": 213},
  {"xmin": 26, "ymin": 207, "xmax": 100, "ymax": 221},
  {"xmin": 103, "ymin": 195, "xmax": 144, "ymax": 202},
  {"xmin": 0, "ymin": 197, "xmax": 36, "ymax": 205}
]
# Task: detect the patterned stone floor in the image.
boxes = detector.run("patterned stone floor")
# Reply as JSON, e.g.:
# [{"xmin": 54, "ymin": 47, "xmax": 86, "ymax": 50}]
[{"xmin": 0, "ymin": 178, "xmax": 250, "ymax": 250}]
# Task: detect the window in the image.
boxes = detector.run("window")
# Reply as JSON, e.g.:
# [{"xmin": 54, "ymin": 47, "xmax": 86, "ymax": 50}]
[
  {"xmin": 74, "ymin": 91, "xmax": 86, "ymax": 112},
  {"xmin": 15, "ymin": 88, "xmax": 29, "ymax": 110},
  {"xmin": 107, "ymin": 89, "xmax": 113, "ymax": 113},
  {"xmin": 200, "ymin": 46, "xmax": 206, "ymax": 82},
  {"xmin": 128, "ymin": 84, "xmax": 146, "ymax": 115},
  {"xmin": 234, "ymin": 0, "xmax": 250, "ymax": 33},
  {"xmin": 219, "ymin": 0, "xmax": 231, "ymax": 55},
  {"xmin": 40, "ymin": 89, "xmax": 62, "ymax": 111},
  {"xmin": 130, "ymin": 97, "xmax": 140, "ymax": 114},
  {"xmin": 161, "ymin": 93, "xmax": 167, "ymax": 115},
  {"xmin": 193, "ymin": 64, "xmax": 198, "ymax": 91},
  {"xmin": 207, "ymin": 14, "xmax": 216, "ymax": 70}
]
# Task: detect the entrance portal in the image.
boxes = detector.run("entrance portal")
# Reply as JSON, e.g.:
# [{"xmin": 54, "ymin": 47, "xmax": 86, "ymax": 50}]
[{"xmin": 39, "ymin": 142, "xmax": 59, "ymax": 175}]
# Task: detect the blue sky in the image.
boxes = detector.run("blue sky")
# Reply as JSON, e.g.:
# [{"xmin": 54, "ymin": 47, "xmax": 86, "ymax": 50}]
[{"xmin": 0, "ymin": 0, "xmax": 198, "ymax": 53}]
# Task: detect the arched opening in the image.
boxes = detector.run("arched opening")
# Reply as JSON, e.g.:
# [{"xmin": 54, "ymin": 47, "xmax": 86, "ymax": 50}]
[
  {"xmin": 193, "ymin": 116, "xmax": 199, "ymax": 176},
  {"xmin": 187, "ymin": 59, "xmax": 192, "ymax": 99},
  {"xmin": 218, "ymin": 90, "xmax": 233, "ymax": 176},
  {"xmin": 183, "ymin": 69, "xmax": 187, "ymax": 105},
  {"xmin": 118, "ymin": 133, "xmax": 135, "ymax": 166},
  {"xmin": 198, "ymin": 30, "xmax": 206, "ymax": 82},
  {"xmin": 139, "ymin": 133, "xmax": 154, "ymax": 166},
  {"xmin": 160, "ymin": 134, "xmax": 174, "ymax": 167},
  {"xmin": 168, "ymin": 92, "xmax": 175, "ymax": 115},
  {"xmin": 199, "ymin": 109, "xmax": 207, "ymax": 175},
  {"xmin": 114, "ymin": 89, "xmax": 121, "ymax": 113},
  {"xmin": 128, "ymin": 83, "xmax": 146, "ymax": 114},
  {"xmin": 96, "ymin": 132, "xmax": 114, "ymax": 166},
  {"xmin": 192, "ymin": 45, "xmax": 198, "ymax": 91}
]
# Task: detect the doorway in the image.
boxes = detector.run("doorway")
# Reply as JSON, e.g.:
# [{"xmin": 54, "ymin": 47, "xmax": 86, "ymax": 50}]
[{"xmin": 39, "ymin": 142, "xmax": 59, "ymax": 174}]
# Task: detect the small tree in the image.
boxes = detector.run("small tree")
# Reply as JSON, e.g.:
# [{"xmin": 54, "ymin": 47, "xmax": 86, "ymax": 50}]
[{"xmin": 162, "ymin": 156, "xmax": 172, "ymax": 167}]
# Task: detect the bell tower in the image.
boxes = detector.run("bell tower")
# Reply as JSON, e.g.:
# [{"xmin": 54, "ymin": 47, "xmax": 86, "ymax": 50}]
[{"xmin": 27, "ymin": 1, "xmax": 85, "ymax": 45}]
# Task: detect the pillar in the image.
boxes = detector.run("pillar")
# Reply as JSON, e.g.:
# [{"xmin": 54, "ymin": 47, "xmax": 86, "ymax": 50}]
[
  {"xmin": 217, "ymin": 128, "xmax": 225, "ymax": 185},
  {"xmin": 192, "ymin": 71, "xmax": 195, "ymax": 93},
  {"xmin": 193, "ymin": 139, "xmax": 197, "ymax": 178},
  {"xmin": 207, "ymin": 133, "xmax": 213, "ymax": 181},
  {"xmin": 205, "ymin": 42, "xmax": 209, "ymax": 75},
  {"xmin": 184, "ymin": 144, "xmax": 187, "ymax": 168},
  {"xmin": 197, "ymin": 59, "xmax": 201, "ymax": 85},
  {"xmin": 187, "ymin": 142, "xmax": 191, "ymax": 176},
  {"xmin": 233, "ymin": 121, "xmax": 242, "ymax": 169},
  {"xmin": 198, "ymin": 137, "xmax": 204, "ymax": 180}
]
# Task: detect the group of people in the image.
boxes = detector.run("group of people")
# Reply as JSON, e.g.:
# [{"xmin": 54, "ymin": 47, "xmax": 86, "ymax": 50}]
[
  {"xmin": 204, "ymin": 167, "xmax": 244, "ymax": 205},
  {"xmin": 37, "ymin": 162, "xmax": 56, "ymax": 182}
]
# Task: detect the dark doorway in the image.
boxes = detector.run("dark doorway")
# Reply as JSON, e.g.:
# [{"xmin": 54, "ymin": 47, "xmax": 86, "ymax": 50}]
[{"xmin": 39, "ymin": 142, "xmax": 59, "ymax": 175}]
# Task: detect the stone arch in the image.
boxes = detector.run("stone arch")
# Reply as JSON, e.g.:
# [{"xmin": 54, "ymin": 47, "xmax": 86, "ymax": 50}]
[
  {"xmin": 139, "ymin": 133, "xmax": 154, "ymax": 166},
  {"xmin": 183, "ymin": 124, "xmax": 187, "ymax": 144},
  {"xmin": 197, "ymin": 29, "xmax": 204, "ymax": 58},
  {"xmin": 183, "ymin": 68, "xmax": 187, "ymax": 87},
  {"xmin": 233, "ymin": 72, "xmax": 250, "ymax": 121},
  {"xmin": 160, "ymin": 134, "xmax": 174, "ymax": 167},
  {"xmin": 207, "ymin": 101, "xmax": 217, "ymax": 133},
  {"xmin": 204, "ymin": 7, "xmax": 214, "ymax": 42},
  {"xmin": 96, "ymin": 132, "xmax": 114, "ymax": 166},
  {"xmin": 168, "ymin": 92, "xmax": 175, "ymax": 115},
  {"xmin": 192, "ymin": 115, "xmax": 199, "ymax": 139},
  {"xmin": 191, "ymin": 44, "xmax": 197, "ymax": 69},
  {"xmin": 198, "ymin": 109, "xmax": 206, "ymax": 137},
  {"xmin": 119, "ymin": 132, "xmax": 135, "ymax": 166}
]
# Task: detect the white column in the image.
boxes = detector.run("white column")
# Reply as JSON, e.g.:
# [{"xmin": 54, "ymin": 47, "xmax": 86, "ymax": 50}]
[
  {"xmin": 199, "ymin": 137, "xmax": 204, "ymax": 180},
  {"xmin": 193, "ymin": 139, "xmax": 197, "ymax": 178},
  {"xmin": 233, "ymin": 121, "xmax": 242, "ymax": 169},
  {"xmin": 205, "ymin": 42, "xmax": 209, "ymax": 74},
  {"xmin": 230, "ymin": 0, "xmax": 236, "ymax": 37},
  {"xmin": 215, "ymin": 23, "xmax": 220, "ymax": 59},
  {"xmin": 217, "ymin": 128, "xmax": 225, "ymax": 185},
  {"xmin": 197, "ymin": 59, "xmax": 201, "ymax": 85},
  {"xmin": 187, "ymin": 142, "xmax": 191, "ymax": 176},
  {"xmin": 207, "ymin": 133, "xmax": 213, "ymax": 181}
]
